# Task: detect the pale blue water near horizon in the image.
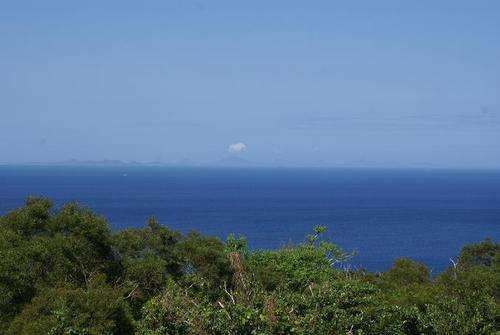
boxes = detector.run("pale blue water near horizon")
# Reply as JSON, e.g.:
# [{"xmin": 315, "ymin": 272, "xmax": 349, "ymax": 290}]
[{"xmin": 0, "ymin": 166, "xmax": 499, "ymax": 273}]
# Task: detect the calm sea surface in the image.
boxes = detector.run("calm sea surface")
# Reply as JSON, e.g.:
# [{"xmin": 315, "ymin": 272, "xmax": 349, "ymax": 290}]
[{"xmin": 1, "ymin": 166, "xmax": 499, "ymax": 272}]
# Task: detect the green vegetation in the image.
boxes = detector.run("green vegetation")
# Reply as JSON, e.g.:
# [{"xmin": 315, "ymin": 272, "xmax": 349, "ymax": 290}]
[{"xmin": 0, "ymin": 198, "xmax": 498, "ymax": 334}]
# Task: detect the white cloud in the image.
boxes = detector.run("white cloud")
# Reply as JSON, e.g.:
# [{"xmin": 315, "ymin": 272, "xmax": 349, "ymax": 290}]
[{"xmin": 228, "ymin": 142, "xmax": 247, "ymax": 154}]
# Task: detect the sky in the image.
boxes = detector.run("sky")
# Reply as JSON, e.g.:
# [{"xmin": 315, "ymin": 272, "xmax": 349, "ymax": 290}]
[{"xmin": 1, "ymin": 1, "xmax": 499, "ymax": 168}]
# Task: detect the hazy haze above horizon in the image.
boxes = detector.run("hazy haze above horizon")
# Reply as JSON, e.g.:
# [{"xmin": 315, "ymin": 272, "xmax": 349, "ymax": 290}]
[{"xmin": 1, "ymin": 1, "xmax": 499, "ymax": 168}]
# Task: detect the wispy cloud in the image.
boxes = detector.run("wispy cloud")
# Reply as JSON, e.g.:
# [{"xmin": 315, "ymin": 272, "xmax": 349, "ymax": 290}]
[{"xmin": 292, "ymin": 108, "xmax": 500, "ymax": 132}]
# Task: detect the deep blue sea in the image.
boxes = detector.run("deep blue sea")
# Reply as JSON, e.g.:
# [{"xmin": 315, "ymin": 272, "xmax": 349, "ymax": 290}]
[{"xmin": 1, "ymin": 166, "xmax": 499, "ymax": 273}]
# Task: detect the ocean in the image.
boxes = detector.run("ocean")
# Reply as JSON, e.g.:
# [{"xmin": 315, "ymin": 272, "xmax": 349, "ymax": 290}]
[{"xmin": 0, "ymin": 165, "xmax": 498, "ymax": 273}]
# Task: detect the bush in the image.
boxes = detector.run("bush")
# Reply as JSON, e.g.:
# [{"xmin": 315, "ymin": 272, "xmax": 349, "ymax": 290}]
[
  {"xmin": 6, "ymin": 275, "xmax": 134, "ymax": 335},
  {"xmin": 0, "ymin": 199, "xmax": 498, "ymax": 334}
]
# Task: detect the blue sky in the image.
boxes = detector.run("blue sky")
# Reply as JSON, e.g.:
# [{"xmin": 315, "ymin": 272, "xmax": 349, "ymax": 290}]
[{"xmin": 1, "ymin": 1, "xmax": 499, "ymax": 167}]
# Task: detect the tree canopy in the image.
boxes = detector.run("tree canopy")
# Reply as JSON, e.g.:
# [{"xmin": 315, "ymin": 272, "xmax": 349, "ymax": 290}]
[{"xmin": 0, "ymin": 198, "xmax": 498, "ymax": 334}]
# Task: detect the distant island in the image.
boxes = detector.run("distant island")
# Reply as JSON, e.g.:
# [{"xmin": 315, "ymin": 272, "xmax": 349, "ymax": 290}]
[{"xmin": 5, "ymin": 157, "xmax": 444, "ymax": 169}]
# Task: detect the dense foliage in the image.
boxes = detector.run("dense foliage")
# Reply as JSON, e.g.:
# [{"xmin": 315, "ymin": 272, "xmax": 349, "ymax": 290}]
[{"xmin": 0, "ymin": 198, "xmax": 498, "ymax": 334}]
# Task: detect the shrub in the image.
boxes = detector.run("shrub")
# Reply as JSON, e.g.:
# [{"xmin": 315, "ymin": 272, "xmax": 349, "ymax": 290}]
[{"xmin": 1, "ymin": 199, "xmax": 498, "ymax": 334}]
